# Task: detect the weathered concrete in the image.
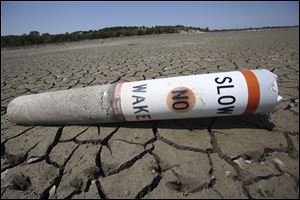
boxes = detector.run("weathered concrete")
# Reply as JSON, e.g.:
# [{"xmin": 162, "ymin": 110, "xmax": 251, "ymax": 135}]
[{"xmin": 7, "ymin": 84, "xmax": 122, "ymax": 125}]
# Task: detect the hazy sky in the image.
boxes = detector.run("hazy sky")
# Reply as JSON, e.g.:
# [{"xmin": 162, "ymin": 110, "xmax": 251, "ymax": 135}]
[{"xmin": 1, "ymin": 1, "xmax": 299, "ymax": 35}]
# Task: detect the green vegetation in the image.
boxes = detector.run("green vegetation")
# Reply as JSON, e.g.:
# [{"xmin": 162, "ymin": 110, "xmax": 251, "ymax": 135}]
[
  {"xmin": 1, "ymin": 25, "xmax": 209, "ymax": 47},
  {"xmin": 1, "ymin": 25, "xmax": 298, "ymax": 48}
]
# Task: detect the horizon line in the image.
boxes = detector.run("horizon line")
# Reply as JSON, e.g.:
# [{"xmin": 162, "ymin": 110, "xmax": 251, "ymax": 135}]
[{"xmin": 1, "ymin": 24, "xmax": 299, "ymax": 37}]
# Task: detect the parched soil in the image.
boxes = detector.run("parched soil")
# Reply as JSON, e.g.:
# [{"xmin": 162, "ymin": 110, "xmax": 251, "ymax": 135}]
[{"xmin": 1, "ymin": 29, "xmax": 299, "ymax": 199}]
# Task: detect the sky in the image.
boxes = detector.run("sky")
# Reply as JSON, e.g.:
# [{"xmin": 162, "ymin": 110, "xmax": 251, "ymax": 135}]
[{"xmin": 1, "ymin": 1, "xmax": 299, "ymax": 36}]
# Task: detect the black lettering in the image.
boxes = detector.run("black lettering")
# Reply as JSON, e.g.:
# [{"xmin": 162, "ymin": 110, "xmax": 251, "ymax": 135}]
[
  {"xmin": 132, "ymin": 84, "xmax": 147, "ymax": 93},
  {"xmin": 217, "ymin": 85, "xmax": 234, "ymax": 94},
  {"xmin": 172, "ymin": 89, "xmax": 188, "ymax": 100},
  {"xmin": 172, "ymin": 101, "xmax": 189, "ymax": 110},
  {"xmin": 133, "ymin": 105, "xmax": 149, "ymax": 114},
  {"xmin": 218, "ymin": 96, "xmax": 236, "ymax": 105},
  {"xmin": 215, "ymin": 77, "xmax": 232, "ymax": 84},
  {"xmin": 136, "ymin": 114, "xmax": 151, "ymax": 120},
  {"xmin": 217, "ymin": 106, "xmax": 235, "ymax": 114},
  {"xmin": 132, "ymin": 95, "xmax": 145, "ymax": 105}
]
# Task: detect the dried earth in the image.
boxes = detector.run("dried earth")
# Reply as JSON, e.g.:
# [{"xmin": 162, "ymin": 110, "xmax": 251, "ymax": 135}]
[{"xmin": 1, "ymin": 29, "xmax": 299, "ymax": 199}]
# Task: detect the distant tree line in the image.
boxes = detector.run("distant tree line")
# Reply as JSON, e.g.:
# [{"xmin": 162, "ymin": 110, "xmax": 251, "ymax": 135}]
[
  {"xmin": 210, "ymin": 25, "xmax": 299, "ymax": 32},
  {"xmin": 1, "ymin": 25, "xmax": 209, "ymax": 47},
  {"xmin": 1, "ymin": 25, "xmax": 298, "ymax": 48}
]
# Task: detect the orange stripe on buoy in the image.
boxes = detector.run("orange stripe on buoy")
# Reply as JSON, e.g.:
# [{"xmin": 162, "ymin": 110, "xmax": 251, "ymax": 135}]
[{"xmin": 241, "ymin": 70, "xmax": 260, "ymax": 114}]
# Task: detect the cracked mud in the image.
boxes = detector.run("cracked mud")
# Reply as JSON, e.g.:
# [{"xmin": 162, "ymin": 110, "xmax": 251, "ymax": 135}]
[{"xmin": 1, "ymin": 29, "xmax": 299, "ymax": 199}]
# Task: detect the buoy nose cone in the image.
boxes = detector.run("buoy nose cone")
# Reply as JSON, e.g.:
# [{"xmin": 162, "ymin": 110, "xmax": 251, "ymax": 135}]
[{"xmin": 7, "ymin": 96, "xmax": 23, "ymax": 123}]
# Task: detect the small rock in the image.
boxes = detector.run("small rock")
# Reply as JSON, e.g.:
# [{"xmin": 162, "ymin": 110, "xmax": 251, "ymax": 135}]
[
  {"xmin": 163, "ymin": 66, "xmax": 174, "ymax": 71},
  {"xmin": 289, "ymin": 103, "xmax": 295, "ymax": 108},
  {"xmin": 11, "ymin": 174, "xmax": 31, "ymax": 191},
  {"xmin": 225, "ymin": 171, "xmax": 232, "ymax": 177},
  {"xmin": 49, "ymin": 185, "xmax": 56, "ymax": 197},
  {"xmin": 244, "ymin": 160, "xmax": 252, "ymax": 164},
  {"xmin": 27, "ymin": 157, "xmax": 41, "ymax": 164},
  {"xmin": 258, "ymin": 185, "xmax": 272, "ymax": 197},
  {"xmin": 233, "ymin": 158, "xmax": 244, "ymax": 167},
  {"xmin": 272, "ymin": 158, "xmax": 284, "ymax": 166},
  {"xmin": 125, "ymin": 190, "xmax": 131, "ymax": 196}
]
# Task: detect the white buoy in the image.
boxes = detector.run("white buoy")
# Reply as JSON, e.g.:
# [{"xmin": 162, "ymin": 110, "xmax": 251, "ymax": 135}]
[{"xmin": 7, "ymin": 69, "xmax": 282, "ymax": 125}]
